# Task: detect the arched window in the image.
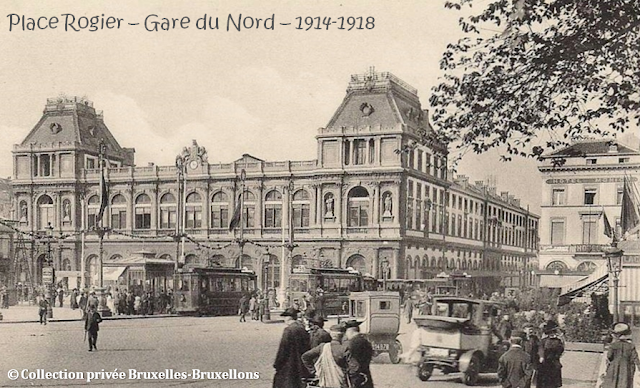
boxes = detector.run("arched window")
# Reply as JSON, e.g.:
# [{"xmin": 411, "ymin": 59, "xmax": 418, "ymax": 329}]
[
  {"xmin": 87, "ymin": 195, "xmax": 100, "ymax": 229},
  {"xmin": 293, "ymin": 189, "xmax": 310, "ymax": 228},
  {"xmin": 62, "ymin": 258, "xmax": 71, "ymax": 271},
  {"xmin": 211, "ymin": 191, "xmax": 229, "ymax": 229},
  {"xmin": 264, "ymin": 190, "xmax": 282, "ymax": 228},
  {"xmin": 134, "ymin": 193, "xmax": 152, "ymax": 229},
  {"xmin": 35, "ymin": 254, "xmax": 45, "ymax": 285},
  {"xmin": 185, "ymin": 254, "xmax": 199, "ymax": 267},
  {"xmin": 405, "ymin": 255, "xmax": 412, "ymax": 278},
  {"xmin": 262, "ymin": 255, "xmax": 281, "ymax": 290},
  {"xmin": 185, "ymin": 192, "xmax": 202, "ymax": 228},
  {"xmin": 577, "ymin": 261, "xmax": 597, "ymax": 273},
  {"xmin": 369, "ymin": 139, "xmax": 375, "ymax": 164},
  {"xmin": 37, "ymin": 195, "xmax": 54, "ymax": 230},
  {"xmin": 110, "ymin": 194, "xmax": 127, "ymax": 229},
  {"xmin": 241, "ymin": 191, "xmax": 256, "ymax": 228},
  {"xmin": 346, "ymin": 254, "xmax": 367, "ymax": 273},
  {"xmin": 348, "ymin": 187, "xmax": 369, "ymax": 227},
  {"xmin": 292, "ymin": 255, "xmax": 308, "ymax": 268},
  {"xmin": 547, "ymin": 261, "xmax": 568, "ymax": 271},
  {"xmin": 160, "ymin": 193, "xmax": 177, "ymax": 229},
  {"xmin": 235, "ymin": 254, "xmax": 253, "ymax": 271},
  {"xmin": 430, "ymin": 257, "xmax": 437, "ymax": 268}
]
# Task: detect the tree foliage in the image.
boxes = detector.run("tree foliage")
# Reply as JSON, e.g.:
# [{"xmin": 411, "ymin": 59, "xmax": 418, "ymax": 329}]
[{"xmin": 430, "ymin": 0, "xmax": 640, "ymax": 162}]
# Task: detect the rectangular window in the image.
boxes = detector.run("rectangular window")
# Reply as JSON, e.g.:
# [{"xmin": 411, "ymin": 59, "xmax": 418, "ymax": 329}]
[
  {"xmin": 550, "ymin": 220, "xmax": 565, "ymax": 245},
  {"xmin": 242, "ymin": 206, "xmax": 254, "ymax": 228},
  {"xmin": 353, "ymin": 140, "xmax": 366, "ymax": 165},
  {"xmin": 582, "ymin": 220, "xmax": 598, "ymax": 244},
  {"xmin": 293, "ymin": 205, "xmax": 310, "ymax": 228},
  {"xmin": 586, "ymin": 158, "xmax": 597, "ymax": 165},
  {"xmin": 552, "ymin": 188, "xmax": 565, "ymax": 206},
  {"xmin": 186, "ymin": 207, "xmax": 203, "ymax": 228},
  {"xmin": 111, "ymin": 211, "xmax": 126, "ymax": 229},
  {"xmin": 135, "ymin": 208, "xmax": 151, "ymax": 229},
  {"xmin": 407, "ymin": 199, "xmax": 414, "ymax": 229},
  {"xmin": 409, "ymin": 149, "xmax": 415, "ymax": 169},
  {"xmin": 87, "ymin": 210, "xmax": 97, "ymax": 230},
  {"xmin": 211, "ymin": 206, "xmax": 229, "ymax": 228},
  {"xmin": 160, "ymin": 208, "xmax": 176, "ymax": 229},
  {"xmin": 417, "ymin": 151, "xmax": 423, "ymax": 172},
  {"xmin": 344, "ymin": 141, "xmax": 350, "ymax": 165},
  {"xmin": 617, "ymin": 187, "xmax": 624, "ymax": 205},
  {"xmin": 584, "ymin": 188, "xmax": 597, "ymax": 205},
  {"xmin": 619, "ymin": 157, "xmax": 630, "ymax": 164},
  {"xmin": 425, "ymin": 153, "xmax": 432, "ymax": 175},
  {"xmin": 264, "ymin": 206, "xmax": 282, "ymax": 228},
  {"xmin": 86, "ymin": 158, "xmax": 96, "ymax": 169}
]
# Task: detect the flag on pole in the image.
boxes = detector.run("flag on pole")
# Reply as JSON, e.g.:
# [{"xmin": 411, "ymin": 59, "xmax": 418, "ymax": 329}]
[
  {"xmin": 96, "ymin": 166, "xmax": 108, "ymax": 224},
  {"xmin": 603, "ymin": 209, "xmax": 614, "ymax": 238},
  {"xmin": 620, "ymin": 176, "xmax": 640, "ymax": 237},
  {"xmin": 229, "ymin": 193, "xmax": 242, "ymax": 231}
]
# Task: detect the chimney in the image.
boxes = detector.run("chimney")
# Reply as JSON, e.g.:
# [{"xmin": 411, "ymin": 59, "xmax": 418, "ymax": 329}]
[
  {"xmin": 512, "ymin": 198, "xmax": 521, "ymax": 207},
  {"xmin": 488, "ymin": 186, "xmax": 497, "ymax": 196},
  {"xmin": 501, "ymin": 191, "xmax": 509, "ymax": 202}
]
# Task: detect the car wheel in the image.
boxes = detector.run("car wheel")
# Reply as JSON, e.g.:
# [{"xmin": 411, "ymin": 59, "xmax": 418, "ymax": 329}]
[
  {"xmin": 462, "ymin": 355, "xmax": 480, "ymax": 386},
  {"xmin": 389, "ymin": 340, "xmax": 403, "ymax": 364},
  {"xmin": 417, "ymin": 362, "xmax": 433, "ymax": 381}
]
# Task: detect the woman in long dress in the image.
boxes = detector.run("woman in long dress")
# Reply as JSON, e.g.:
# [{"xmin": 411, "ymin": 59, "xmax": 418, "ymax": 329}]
[
  {"xmin": 537, "ymin": 324, "xmax": 564, "ymax": 388},
  {"xmin": 604, "ymin": 322, "xmax": 640, "ymax": 388}
]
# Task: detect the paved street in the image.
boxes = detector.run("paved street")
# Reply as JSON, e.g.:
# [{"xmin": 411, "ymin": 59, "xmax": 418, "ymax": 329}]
[{"xmin": 0, "ymin": 314, "xmax": 602, "ymax": 388}]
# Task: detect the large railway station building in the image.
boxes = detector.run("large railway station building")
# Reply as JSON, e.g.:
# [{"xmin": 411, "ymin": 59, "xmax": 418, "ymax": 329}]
[{"xmin": 10, "ymin": 69, "xmax": 539, "ymax": 296}]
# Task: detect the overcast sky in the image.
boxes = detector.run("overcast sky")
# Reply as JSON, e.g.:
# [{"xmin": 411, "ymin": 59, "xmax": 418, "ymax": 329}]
[{"xmin": 0, "ymin": 0, "xmax": 545, "ymax": 212}]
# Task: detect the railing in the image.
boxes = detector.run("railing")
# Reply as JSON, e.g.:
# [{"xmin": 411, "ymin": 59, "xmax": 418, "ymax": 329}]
[
  {"xmin": 263, "ymin": 228, "xmax": 282, "ymax": 234},
  {"xmin": 346, "ymin": 227, "xmax": 368, "ymax": 234}
]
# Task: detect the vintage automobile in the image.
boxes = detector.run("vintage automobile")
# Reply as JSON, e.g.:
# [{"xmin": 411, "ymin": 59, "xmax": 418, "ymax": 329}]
[
  {"xmin": 344, "ymin": 291, "xmax": 403, "ymax": 364},
  {"xmin": 411, "ymin": 297, "xmax": 507, "ymax": 385}
]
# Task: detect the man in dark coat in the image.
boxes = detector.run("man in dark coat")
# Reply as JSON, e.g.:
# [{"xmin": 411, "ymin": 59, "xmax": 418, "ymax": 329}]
[
  {"xmin": 522, "ymin": 323, "xmax": 540, "ymax": 377},
  {"xmin": 308, "ymin": 314, "xmax": 331, "ymax": 348},
  {"xmin": 273, "ymin": 308, "xmax": 310, "ymax": 388},
  {"xmin": 537, "ymin": 324, "xmax": 564, "ymax": 388},
  {"xmin": 239, "ymin": 295, "xmax": 249, "ymax": 323},
  {"xmin": 343, "ymin": 320, "xmax": 374, "ymax": 388},
  {"xmin": 497, "ymin": 331, "xmax": 533, "ymax": 388},
  {"xmin": 85, "ymin": 305, "xmax": 103, "ymax": 352},
  {"xmin": 302, "ymin": 324, "xmax": 348, "ymax": 388}
]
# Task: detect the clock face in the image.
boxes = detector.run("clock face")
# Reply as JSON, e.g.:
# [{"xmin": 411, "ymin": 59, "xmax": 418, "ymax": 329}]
[{"xmin": 189, "ymin": 160, "xmax": 199, "ymax": 170}]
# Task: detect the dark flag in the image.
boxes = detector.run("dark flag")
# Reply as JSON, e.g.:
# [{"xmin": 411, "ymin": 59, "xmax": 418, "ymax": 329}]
[
  {"xmin": 229, "ymin": 193, "xmax": 242, "ymax": 231},
  {"xmin": 603, "ymin": 210, "xmax": 614, "ymax": 238},
  {"xmin": 621, "ymin": 177, "xmax": 640, "ymax": 236},
  {"xmin": 96, "ymin": 167, "xmax": 108, "ymax": 223}
]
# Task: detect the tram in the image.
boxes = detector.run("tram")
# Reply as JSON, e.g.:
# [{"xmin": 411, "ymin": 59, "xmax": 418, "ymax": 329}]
[
  {"xmin": 174, "ymin": 266, "xmax": 257, "ymax": 316},
  {"xmin": 289, "ymin": 267, "xmax": 364, "ymax": 316}
]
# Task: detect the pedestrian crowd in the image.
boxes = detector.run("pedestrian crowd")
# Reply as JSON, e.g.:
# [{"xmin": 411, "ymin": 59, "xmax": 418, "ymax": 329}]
[{"xmin": 273, "ymin": 307, "xmax": 374, "ymax": 388}]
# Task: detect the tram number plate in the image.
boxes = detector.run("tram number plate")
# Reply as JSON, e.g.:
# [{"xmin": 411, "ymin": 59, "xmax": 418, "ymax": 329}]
[{"xmin": 372, "ymin": 343, "xmax": 389, "ymax": 351}]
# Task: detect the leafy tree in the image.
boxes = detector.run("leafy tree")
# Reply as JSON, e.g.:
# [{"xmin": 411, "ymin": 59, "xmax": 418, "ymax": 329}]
[{"xmin": 430, "ymin": 0, "xmax": 640, "ymax": 162}]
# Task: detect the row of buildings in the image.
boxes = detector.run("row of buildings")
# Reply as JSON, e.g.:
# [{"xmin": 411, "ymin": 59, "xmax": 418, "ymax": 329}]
[{"xmin": 4, "ymin": 69, "xmax": 541, "ymax": 299}]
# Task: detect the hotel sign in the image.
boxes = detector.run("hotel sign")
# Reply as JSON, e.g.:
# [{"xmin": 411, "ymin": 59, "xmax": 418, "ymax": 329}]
[{"xmin": 546, "ymin": 177, "xmax": 637, "ymax": 184}]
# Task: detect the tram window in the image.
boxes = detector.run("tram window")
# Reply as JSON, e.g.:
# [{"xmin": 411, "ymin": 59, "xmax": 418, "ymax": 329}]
[
  {"xmin": 202, "ymin": 279, "xmax": 208, "ymax": 289},
  {"xmin": 379, "ymin": 301, "xmax": 390, "ymax": 310},
  {"xmin": 178, "ymin": 278, "xmax": 189, "ymax": 291},
  {"xmin": 300, "ymin": 280, "xmax": 308, "ymax": 293},
  {"xmin": 291, "ymin": 279, "xmax": 299, "ymax": 291},
  {"xmin": 356, "ymin": 301, "xmax": 366, "ymax": 318}
]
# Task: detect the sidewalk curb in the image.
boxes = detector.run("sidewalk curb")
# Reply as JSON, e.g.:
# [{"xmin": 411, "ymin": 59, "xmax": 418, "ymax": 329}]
[
  {"xmin": 0, "ymin": 314, "xmax": 179, "ymax": 325},
  {"xmin": 594, "ymin": 347, "xmax": 608, "ymax": 388}
]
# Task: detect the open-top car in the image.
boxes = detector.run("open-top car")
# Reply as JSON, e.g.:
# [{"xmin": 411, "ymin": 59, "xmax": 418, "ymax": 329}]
[{"xmin": 411, "ymin": 297, "xmax": 508, "ymax": 385}]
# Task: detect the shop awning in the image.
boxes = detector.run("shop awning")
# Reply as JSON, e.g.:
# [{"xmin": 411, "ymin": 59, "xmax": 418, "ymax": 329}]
[
  {"xmin": 557, "ymin": 264, "xmax": 608, "ymax": 306},
  {"xmin": 102, "ymin": 266, "xmax": 128, "ymax": 282}
]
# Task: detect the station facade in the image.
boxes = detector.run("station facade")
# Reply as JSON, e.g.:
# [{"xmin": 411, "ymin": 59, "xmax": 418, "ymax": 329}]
[{"xmin": 11, "ymin": 69, "xmax": 539, "ymax": 295}]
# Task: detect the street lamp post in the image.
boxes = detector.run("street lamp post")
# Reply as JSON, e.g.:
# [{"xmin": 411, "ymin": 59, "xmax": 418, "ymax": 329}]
[
  {"xmin": 237, "ymin": 169, "xmax": 247, "ymax": 269},
  {"xmin": 605, "ymin": 243, "xmax": 623, "ymax": 323},
  {"xmin": 95, "ymin": 141, "xmax": 112, "ymax": 316},
  {"xmin": 175, "ymin": 154, "xmax": 187, "ymax": 273},
  {"xmin": 44, "ymin": 222, "xmax": 54, "ymax": 319}
]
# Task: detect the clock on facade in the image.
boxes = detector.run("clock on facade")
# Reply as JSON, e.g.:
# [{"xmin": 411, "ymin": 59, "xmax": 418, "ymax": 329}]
[{"xmin": 189, "ymin": 160, "xmax": 199, "ymax": 170}]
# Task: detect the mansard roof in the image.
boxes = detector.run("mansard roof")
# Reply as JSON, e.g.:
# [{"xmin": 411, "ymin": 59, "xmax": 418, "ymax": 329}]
[
  {"xmin": 544, "ymin": 139, "xmax": 640, "ymax": 158},
  {"xmin": 18, "ymin": 96, "xmax": 130, "ymax": 158},
  {"xmin": 325, "ymin": 68, "xmax": 435, "ymax": 137}
]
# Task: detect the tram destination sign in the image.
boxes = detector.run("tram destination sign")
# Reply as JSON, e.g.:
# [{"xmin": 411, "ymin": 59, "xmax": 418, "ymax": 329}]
[{"xmin": 42, "ymin": 267, "xmax": 55, "ymax": 284}]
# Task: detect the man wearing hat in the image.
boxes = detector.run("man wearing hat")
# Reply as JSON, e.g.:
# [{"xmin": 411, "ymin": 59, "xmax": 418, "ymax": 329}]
[
  {"xmin": 343, "ymin": 320, "xmax": 374, "ymax": 388},
  {"xmin": 309, "ymin": 313, "xmax": 332, "ymax": 348},
  {"xmin": 497, "ymin": 330, "xmax": 533, "ymax": 388},
  {"xmin": 273, "ymin": 308, "xmax": 311, "ymax": 388},
  {"xmin": 537, "ymin": 323, "xmax": 564, "ymax": 388},
  {"xmin": 522, "ymin": 323, "xmax": 540, "ymax": 375},
  {"xmin": 603, "ymin": 322, "xmax": 640, "ymax": 388},
  {"xmin": 302, "ymin": 324, "xmax": 348, "ymax": 387}
]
